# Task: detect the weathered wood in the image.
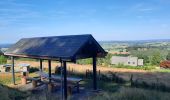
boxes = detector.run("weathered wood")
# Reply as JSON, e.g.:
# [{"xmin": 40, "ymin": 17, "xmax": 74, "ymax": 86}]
[
  {"xmin": 40, "ymin": 59, "xmax": 43, "ymax": 71},
  {"xmin": 93, "ymin": 56, "xmax": 97, "ymax": 90},
  {"xmin": 130, "ymin": 74, "xmax": 133, "ymax": 86},
  {"xmin": 32, "ymin": 80, "xmax": 37, "ymax": 88},
  {"xmin": 63, "ymin": 61, "xmax": 67, "ymax": 100},
  {"xmin": 98, "ymin": 70, "xmax": 101, "ymax": 80},
  {"xmin": 48, "ymin": 60, "xmax": 51, "ymax": 83},
  {"xmin": 11, "ymin": 56, "xmax": 15, "ymax": 85},
  {"xmin": 67, "ymin": 86, "xmax": 72, "ymax": 96},
  {"xmin": 48, "ymin": 83, "xmax": 54, "ymax": 92},
  {"xmin": 21, "ymin": 76, "xmax": 27, "ymax": 85}
]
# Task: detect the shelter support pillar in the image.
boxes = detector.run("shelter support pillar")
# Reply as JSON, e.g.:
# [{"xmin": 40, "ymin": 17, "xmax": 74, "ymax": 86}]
[
  {"xmin": 11, "ymin": 56, "xmax": 15, "ymax": 85},
  {"xmin": 48, "ymin": 60, "xmax": 51, "ymax": 83},
  {"xmin": 93, "ymin": 56, "xmax": 97, "ymax": 90},
  {"xmin": 63, "ymin": 61, "xmax": 67, "ymax": 100},
  {"xmin": 40, "ymin": 59, "xmax": 43, "ymax": 72}
]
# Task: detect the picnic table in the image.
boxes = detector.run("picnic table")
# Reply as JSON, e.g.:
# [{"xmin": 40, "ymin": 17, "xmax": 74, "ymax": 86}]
[
  {"xmin": 35, "ymin": 71, "xmax": 83, "ymax": 92},
  {"xmin": 0, "ymin": 64, "xmax": 12, "ymax": 72}
]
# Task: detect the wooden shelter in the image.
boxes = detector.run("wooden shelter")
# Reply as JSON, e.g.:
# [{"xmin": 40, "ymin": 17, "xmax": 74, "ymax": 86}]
[{"xmin": 4, "ymin": 34, "xmax": 107, "ymax": 99}]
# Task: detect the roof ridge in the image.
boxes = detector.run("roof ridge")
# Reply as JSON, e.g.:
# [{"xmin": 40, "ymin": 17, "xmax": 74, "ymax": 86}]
[{"xmin": 22, "ymin": 34, "xmax": 92, "ymax": 39}]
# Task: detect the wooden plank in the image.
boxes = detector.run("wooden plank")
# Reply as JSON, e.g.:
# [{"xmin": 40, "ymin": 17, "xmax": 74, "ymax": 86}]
[
  {"xmin": 63, "ymin": 61, "xmax": 67, "ymax": 99},
  {"xmin": 11, "ymin": 56, "xmax": 15, "ymax": 85},
  {"xmin": 48, "ymin": 60, "xmax": 51, "ymax": 83},
  {"xmin": 36, "ymin": 71, "xmax": 82, "ymax": 83},
  {"xmin": 40, "ymin": 59, "xmax": 43, "ymax": 71}
]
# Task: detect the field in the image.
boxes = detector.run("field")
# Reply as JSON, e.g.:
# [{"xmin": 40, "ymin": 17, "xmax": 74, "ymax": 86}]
[
  {"xmin": 11, "ymin": 60, "xmax": 170, "ymax": 87},
  {"xmin": 1, "ymin": 60, "xmax": 170, "ymax": 100}
]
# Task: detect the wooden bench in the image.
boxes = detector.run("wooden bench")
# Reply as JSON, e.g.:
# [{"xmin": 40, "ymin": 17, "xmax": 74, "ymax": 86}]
[
  {"xmin": 36, "ymin": 71, "xmax": 83, "ymax": 93},
  {"xmin": 26, "ymin": 77, "xmax": 41, "ymax": 88}
]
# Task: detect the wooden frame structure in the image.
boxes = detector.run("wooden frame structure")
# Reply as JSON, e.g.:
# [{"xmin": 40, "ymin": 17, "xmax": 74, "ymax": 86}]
[{"xmin": 4, "ymin": 34, "xmax": 107, "ymax": 99}]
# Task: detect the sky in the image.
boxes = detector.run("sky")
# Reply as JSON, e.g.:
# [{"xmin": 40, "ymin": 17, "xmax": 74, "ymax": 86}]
[{"xmin": 0, "ymin": 0, "xmax": 170, "ymax": 43}]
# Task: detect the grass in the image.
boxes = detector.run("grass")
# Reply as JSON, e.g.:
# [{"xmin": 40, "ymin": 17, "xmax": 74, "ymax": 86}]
[
  {"xmin": 1, "ymin": 71, "xmax": 170, "ymax": 100},
  {"xmin": 112, "ymin": 64, "xmax": 156, "ymax": 70},
  {"xmin": 0, "ymin": 72, "xmax": 38, "ymax": 85},
  {"xmin": 1, "ymin": 60, "xmax": 170, "ymax": 99},
  {"xmin": 154, "ymin": 68, "xmax": 170, "ymax": 73},
  {"xmin": 89, "ymin": 87, "xmax": 170, "ymax": 100},
  {"xmin": 0, "ymin": 73, "xmax": 21, "ymax": 85},
  {"xmin": 0, "ymin": 84, "xmax": 29, "ymax": 100}
]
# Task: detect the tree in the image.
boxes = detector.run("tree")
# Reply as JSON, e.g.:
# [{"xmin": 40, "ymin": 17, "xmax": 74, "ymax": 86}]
[
  {"xmin": 137, "ymin": 54, "xmax": 149, "ymax": 64},
  {"xmin": 166, "ymin": 52, "xmax": 170, "ymax": 60},
  {"xmin": 151, "ymin": 52, "xmax": 162, "ymax": 65},
  {"xmin": 0, "ymin": 55, "xmax": 7, "ymax": 64},
  {"xmin": 97, "ymin": 53, "xmax": 112, "ymax": 66}
]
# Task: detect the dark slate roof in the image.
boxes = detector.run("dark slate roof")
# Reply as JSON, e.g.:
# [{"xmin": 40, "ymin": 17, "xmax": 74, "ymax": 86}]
[{"xmin": 4, "ymin": 34, "xmax": 107, "ymax": 61}]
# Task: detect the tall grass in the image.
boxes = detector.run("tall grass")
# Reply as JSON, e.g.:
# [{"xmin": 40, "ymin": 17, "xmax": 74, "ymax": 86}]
[
  {"xmin": 0, "ymin": 84, "xmax": 28, "ymax": 100},
  {"xmin": 89, "ymin": 87, "xmax": 170, "ymax": 100},
  {"xmin": 112, "ymin": 63, "xmax": 156, "ymax": 70},
  {"xmin": 0, "ymin": 73, "xmax": 21, "ymax": 85}
]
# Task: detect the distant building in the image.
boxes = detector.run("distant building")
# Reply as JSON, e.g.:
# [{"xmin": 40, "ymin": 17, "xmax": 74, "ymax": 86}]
[{"xmin": 111, "ymin": 56, "xmax": 143, "ymax": 66}]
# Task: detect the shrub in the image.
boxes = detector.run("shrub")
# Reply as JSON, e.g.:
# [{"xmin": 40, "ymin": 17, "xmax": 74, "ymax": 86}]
[
  {"xmin": 166, "ymin": 52, "xmax": 170, "ymax": 60},
  {"xmin": 0, "ymin": 55, "xmax": 7, "ymax": 64},
  {"xmin": 112, "ymin": 64, "xmax": 155, "ymax": 70},
  {"xmin": 160, "ymin": 60, "xmax": 170, "ymax": 69},
  {"xmin": 29, "ymin": 67, "xmax": 39, "ymax": 73},
  {"xmin": 77, "ymin": 58, "xmax": 92, "ymax": 65},
  {"xmin": 151, "ymin": 52, "xmax": 162, "ymax": 65}
]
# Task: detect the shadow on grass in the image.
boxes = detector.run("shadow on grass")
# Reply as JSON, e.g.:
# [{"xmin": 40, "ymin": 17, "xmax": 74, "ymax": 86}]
[{"xmin": 0, "ymin": 84, "xmax": 29, "ymax": 100}]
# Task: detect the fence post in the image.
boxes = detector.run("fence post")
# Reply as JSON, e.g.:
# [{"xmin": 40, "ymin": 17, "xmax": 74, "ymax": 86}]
[
  {"xmin": 72, "ymin": 68, "xmax": 74, "ymax": 73},
  {"xmin": 98, "ymin": 70, "xmax": 101, "ymax": 80},
  {"xmin": 130, "ymin": 74, "xmax": 133, "ymax": 86},
  {"xmin": 85, "ymin": 70, "xmax": 87, "ymax": 78}
]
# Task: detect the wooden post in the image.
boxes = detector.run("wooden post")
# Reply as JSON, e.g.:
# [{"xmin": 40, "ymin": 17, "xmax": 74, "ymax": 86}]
[
  {"xmin": 93, "ymin": 56, "xmax": 97, "ymax": 90},
  {"xmin": 32, "ymin": 80, "xmax": 37, "ymax": 88},
  {"xmin": 48, "ymin": 60, "xmax": 51, "ymax": 83},
  {"xmin": 60, "ymin": 60, "xmax": 64, "ymax": 100},
  {"xmin": 63, "ymin": 61, "xmax": 67, "ymax": 100},
  {"xmin": 130, "ymin": 74, "xmax": 133, "ymax": 86},
  {"xmin": 98, "ymin": 70, "xmax": 101, "ymax": 80},
  {"xmin": 86, "ymin": 70, "xmax": 87, "ymax": 78},
  {"xmin": 40, "ymin": 59, "xmax": 43, "ymax": 72},
  {"xmin": 11, "ymin": 56, "xmax": 15, "ymax": 85}
]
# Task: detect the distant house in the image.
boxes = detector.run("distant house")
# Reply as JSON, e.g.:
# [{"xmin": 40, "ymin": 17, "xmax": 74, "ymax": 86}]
[{"xmin": 111, "ymin": 56, "xmax": 143, "ymax": 66}]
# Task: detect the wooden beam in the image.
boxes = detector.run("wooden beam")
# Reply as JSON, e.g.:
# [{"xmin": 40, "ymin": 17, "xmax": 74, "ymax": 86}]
[
  {"xmin": 40, "ymin": 59, "xmax": 43, "ymax": 72},
  {"xmin": 60, "ymin": 60, "xmax": 64, "ymax": 100},
  {"xmin": 11, "ymin": 56, "xmax": 15, "ymax": 85},
  {"xmin": 5, "ymin": 53, "xmax": 72, "ymax": 62},
  {"xmin": 63, "ymin": 61, "xmax": 67, "ymax": 100},
  {"xmin": 93, "ymin": 56, "xmax": 97, "ymax": 90},
  {"xmin": 48, "ymin": 60, "xmax": 51, "ymax": 83}
]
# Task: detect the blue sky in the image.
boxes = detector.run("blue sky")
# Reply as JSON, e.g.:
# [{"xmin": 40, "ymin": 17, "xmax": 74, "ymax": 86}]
[{"xmin": 0, "ymin": 0, "xmax": 170, "ymax": 43}]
